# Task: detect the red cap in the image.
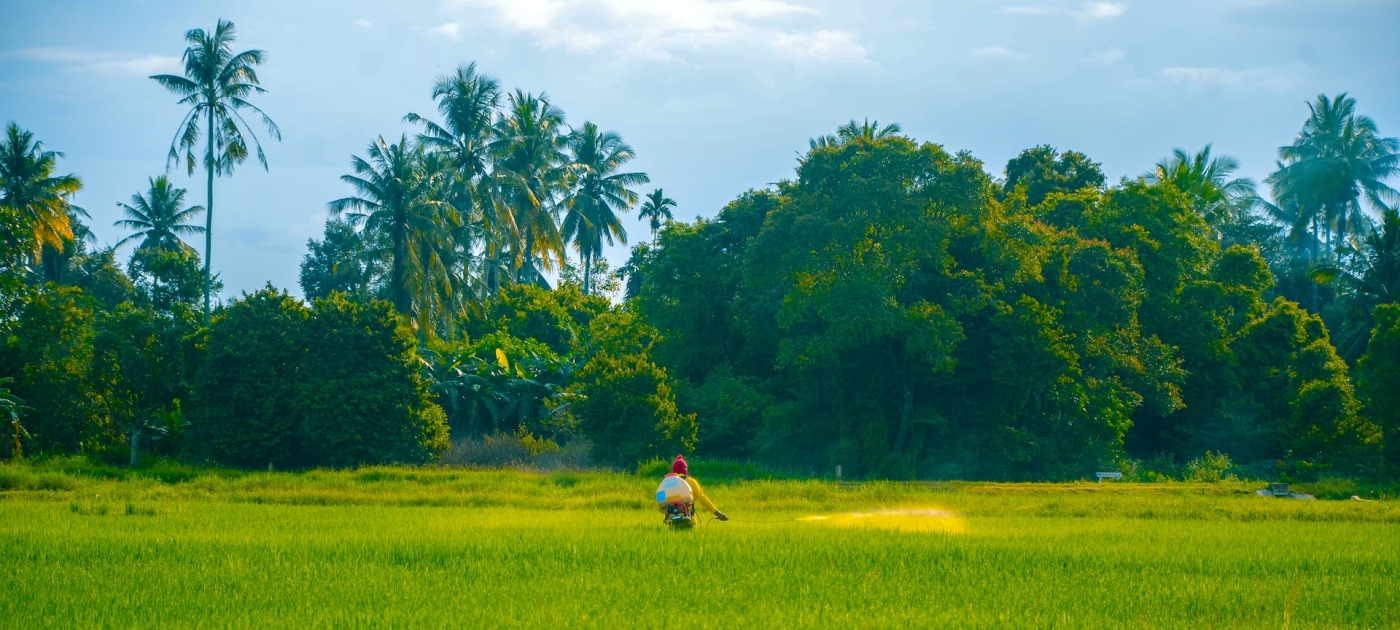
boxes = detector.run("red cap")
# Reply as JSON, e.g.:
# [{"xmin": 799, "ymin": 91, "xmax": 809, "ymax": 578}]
[{"xmin": 671, "ymin": 455, "xmax": 688, "ymax": 475}]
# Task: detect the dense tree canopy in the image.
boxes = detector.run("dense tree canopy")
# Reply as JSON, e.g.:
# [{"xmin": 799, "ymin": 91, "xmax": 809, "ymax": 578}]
[{"xmin": 629, "ymin": 117, "xmax": 1396, "ymax": 480}]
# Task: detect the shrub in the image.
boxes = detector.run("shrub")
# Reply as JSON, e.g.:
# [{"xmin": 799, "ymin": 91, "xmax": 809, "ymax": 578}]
[
  {"xmin": 186, "ymin": 286, "xmax": 308, "ymax": 468},
  {"xmin": 1184, "ymin": 451, "xmax": 1234, "ymax": 482},
  {"xmin": 573, "ymin": 352, "xmax": 696, "ymax": 469},
  {"xmin": 187, "ymin": 288, "xmax": 447, "ymax": 468},
  {"xmin": 297, "ymin": 294, "xmax": 448, "ymax": 466}
]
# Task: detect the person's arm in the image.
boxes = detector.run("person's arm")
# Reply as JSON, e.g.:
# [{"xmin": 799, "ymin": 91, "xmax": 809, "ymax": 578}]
[{"xmin": 684, "ymin": 477, "xmax": 719, "ymax": 513}]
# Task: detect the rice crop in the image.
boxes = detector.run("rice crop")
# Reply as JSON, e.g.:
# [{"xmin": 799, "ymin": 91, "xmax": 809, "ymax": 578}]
[{"xmin": 1, "ymin": 462, "xmax": 1397, "ymax": 628}]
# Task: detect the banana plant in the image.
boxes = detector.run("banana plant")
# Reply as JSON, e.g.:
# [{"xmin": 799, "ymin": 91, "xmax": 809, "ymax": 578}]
[
  {"xmin": 420, "ymin": 343, "xmax": 577, "ymax": 439},
  {"xmin": 0, "ymin": 377, "xmax": 31, "ymax": 459}
]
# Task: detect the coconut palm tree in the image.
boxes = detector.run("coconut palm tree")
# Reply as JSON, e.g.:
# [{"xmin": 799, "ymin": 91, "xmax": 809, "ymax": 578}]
[
  {"xmin": 1268, "ymin": 93, "xmax": 1399, "ymax": 262},
  {"xmin": 329, "ymin": 135, "xmax": 451, "ymax": 318},
  {"xmin": 561, "ymin": 122, "xmax": 647, "ymax": 294},
  {"xmin": 638, "ymin": 189, "xmax": 676, "ymax": 237},
  {"xmin": 406, "ymin": 63, "xmax": 504, "ymax": 304},
  {"xmin": 1313, "ymin": 207, "xmax": 1400, "ymax": 360},
  {"xmin": 809, "ymin": 119, "xmax": 902, "ymax": 151},
  {"xmin": 1147, "ymin": 145, "xmax": 1258, "ymax": 236},
  {"xmin": 114, "ymin": 175, "xmax": 205, "ymax": 253},
  {"xmin": 490, "ymin": 91, "xmax": 569, "ymax": 287},
  {"xmin": 406, "ymin": 63, "xmax": 501, "ymax": 184},
  {"xmin": 151, "ymin": 19, "xmax": 280, "ymax": 322},
  {"xmin": 0, "ymin": 123, "xmax": 83, "ymax": 273},
  {"xmin": 837, "ymin": 119, "xmax": 902, "ymax": 142}
]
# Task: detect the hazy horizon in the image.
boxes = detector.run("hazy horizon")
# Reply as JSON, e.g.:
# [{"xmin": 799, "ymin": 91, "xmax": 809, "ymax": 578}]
[{"xmin": 3, "ymin": 0, "xmax": 1397, "ymax": 299}]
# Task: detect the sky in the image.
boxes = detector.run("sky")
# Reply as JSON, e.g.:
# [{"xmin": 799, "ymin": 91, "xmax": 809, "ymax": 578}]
[{"xmin": 2, "ymin": 0, "xmax": 1397, "ymax": 300}]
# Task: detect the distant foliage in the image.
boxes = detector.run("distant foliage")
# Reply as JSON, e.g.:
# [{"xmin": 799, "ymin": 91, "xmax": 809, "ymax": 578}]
[
  {"xmin": 570, "ymin": 311, "xmax": 695, "ymax": 468},
  {"xmin": 1356, "ymin": 304, "xmax": 1400, "ymax": 475},
  {"xmin": 299, "ymin": 219, "xmax": 372, "ymax": 301},
  {"xmin": 186, "ymin": 287, "xmax": 308, "ymax": 468},
  {"xmin": 187, "ymin": 287, "xmax": 446, "ymax": 468},
  {"xmin": 297, "ymin": 293, "xmax": 449, "ymax": 467},
  {"xmin": 1002, "ymin": 144, "xmax": 1106, "ymax": 206},
  {"xmin": 0, "ymin": 286, "xmax": 104, "ymax": 454},
  {"xmin": 573, "ymin": 351, "xmax": 696, "ymax": 469},
  {"xmin": 6, "ymin": 82, "xmax": 1400, "ymax": 481},
  {"xmin": 127, "ymin": 246, "xmax": 211, "ymax": 314},
  {"xmin": 636, "ymin": 137, "xmax": 1162, "ymax": 479}
]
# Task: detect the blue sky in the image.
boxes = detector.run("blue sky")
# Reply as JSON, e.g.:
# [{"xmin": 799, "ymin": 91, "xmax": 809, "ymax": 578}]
[{"xmin": 2, "ymin": 0, "xmax": 1397, "ymax": 299}]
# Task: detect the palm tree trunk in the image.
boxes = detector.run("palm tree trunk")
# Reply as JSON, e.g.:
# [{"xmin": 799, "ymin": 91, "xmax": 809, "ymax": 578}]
[
  {"xmin": 583, "ymin": 251, "xmax": 592, "ymax": 295},
  {"xmin": 203, "ymin": 113, "xmax": 214, "ymax": 324},
  {"xmin": 129, "ymin": 422, "xmax": 139, "ymax": 468},
  {"xmin": 393, "ymin": 214, "xmax": 408, "ymax": 314},
  {"xmin": 1311, "ymin": 215, "xmax": 1320, "ymax": 312}
]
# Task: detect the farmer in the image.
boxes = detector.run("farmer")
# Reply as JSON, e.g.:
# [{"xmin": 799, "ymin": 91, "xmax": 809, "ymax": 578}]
[{"xmin": 664, "ymin": 454, "xmax": 727, "ymax": 521}]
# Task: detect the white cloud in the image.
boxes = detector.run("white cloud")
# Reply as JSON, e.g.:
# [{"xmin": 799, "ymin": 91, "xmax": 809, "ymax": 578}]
[
  {"xmin": 9, "ymin": 48, "xmax": 181, "ymax": 75},
  {"xmin": 443, "ymin": 0, "xmax": 867, "ymax": 62},
  {"xmin": 1077, "ymin": 2, "xmax": 1125, "ymax": 20},
  {"xmin": 431, "ymin": 22, "xmax": 463, "ymax": 39},
  {"xmin": 355, "ymin": 19, "xmax": 373, "ymax": 28},
  {"xmin": 1156, "ymin": 65, "xmax": 1299, "ymax": 90},
  {"xmin": 772, "ymin": 29, "xmax": 866, "ymax": 61},
  {"xmin": 969, "ymin": 45, "xmax": 1030, "ymax": 61},
  {"xmin": 1002, "ymin": 2, "xmax": 1126, "ymax": 23},
  {"xmin": 1085, "ymin": 48, "xmax": 1125, "ymax": 65}
]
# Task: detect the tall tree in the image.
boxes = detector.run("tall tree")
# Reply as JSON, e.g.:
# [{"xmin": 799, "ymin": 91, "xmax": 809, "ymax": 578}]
[
  {"xmin": 405, "ymin": 63, "xmax": 504, "ymax": 305},
  {"xmin": 0, "ymin": 123, "xmax": 83, "ymax": 275},
  {"xmin": 562, "ymin": 122, "xmax": 647, "ymax": 294},
  {"xmin": 299, "ymin": 219, "xmax": 372, "ymax": 301},
  {"xmin": 490, "ymin": 91, "xmax": 569, "ymax": 287},
  {"xmin": 638, "ymin": 189, "xmax": 676, "ymax": 236},
  {"xmin": 407, "ymin": 63, "xmax": 501, "ymax": 185},
  {"xmin": 151, "ymin": 19, "xmax": 280, "ymax": 322},
  {"xmin": 1268, "ymin": 93, "xmax": 1399, "ymax": 262},
  {"xmin": 328, "ymin": 136, "xmax": 451, "ymax": 320},
  {"xmin": 1313, "ymin": 207, "xmax": 1400, "ymax": 360},
  {"xmin": 1147, "ymin": 145, "xmax": 1258, "ymax": 236},
  {"xmin": 114, "ymin": 175, "xmax": 205, "ymax": 253}
]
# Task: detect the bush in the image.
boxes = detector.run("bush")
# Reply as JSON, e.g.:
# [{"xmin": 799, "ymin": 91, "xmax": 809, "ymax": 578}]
[
  {"xmin": 573, "ymin": 352, "xmax": 696, "ymax": 469},
  {"xmin": 297, "ymin": 294, "xmax": 448, "ymax": 466},
  {"xmin": 186, "ymin": 287, "xmax": 308, "ymax": 468},
  {"xmin": 187, "ymin": 288, "xmax": 448, "ymax": 469},
  {"xmin": 1184, "ymin": 451, "xmax": 1234, "ymax": 482}
]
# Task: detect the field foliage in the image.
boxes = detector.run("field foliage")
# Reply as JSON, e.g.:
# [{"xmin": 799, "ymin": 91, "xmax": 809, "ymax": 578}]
[{"xmin": 2, "ymin": 461, "xmax": 1399, "ymax": 628}]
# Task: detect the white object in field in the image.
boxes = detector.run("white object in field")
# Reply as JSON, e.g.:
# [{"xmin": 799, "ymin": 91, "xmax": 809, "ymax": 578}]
[
  {"xmin": 656, "ymin": 474, "xmax": 693, "ymax": 506},
  {"xmin": 1096, "ymin": 472, "xmax": 1122, "ymax": 482}
]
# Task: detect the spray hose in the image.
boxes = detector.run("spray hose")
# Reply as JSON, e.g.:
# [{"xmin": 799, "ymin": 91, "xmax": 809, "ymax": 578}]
[{"xmin": 703, "ymin": 515, "xmax": 800, "ymax": 528}]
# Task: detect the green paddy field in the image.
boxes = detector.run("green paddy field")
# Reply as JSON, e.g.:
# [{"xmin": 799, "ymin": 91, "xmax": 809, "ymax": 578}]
[{"xmin": 2, "ymin": 462, "xmax": 1397, "ymax": 628}]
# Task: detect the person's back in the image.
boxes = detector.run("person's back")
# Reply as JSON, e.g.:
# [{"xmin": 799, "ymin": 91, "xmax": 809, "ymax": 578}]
[{"xmin": 656, "ymin": 455, "xmax": 727, "ymax": 524}]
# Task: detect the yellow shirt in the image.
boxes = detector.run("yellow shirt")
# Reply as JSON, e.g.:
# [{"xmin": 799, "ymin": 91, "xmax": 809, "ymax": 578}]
[{"xmin": 682, "ymin": 476, "xmax": 719, "ymax": 513}]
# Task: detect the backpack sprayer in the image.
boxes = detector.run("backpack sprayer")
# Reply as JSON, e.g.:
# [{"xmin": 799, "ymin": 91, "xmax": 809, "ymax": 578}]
[{"xmin": 656, "ymin": 474, "xmax": 696, "ymax": 529}]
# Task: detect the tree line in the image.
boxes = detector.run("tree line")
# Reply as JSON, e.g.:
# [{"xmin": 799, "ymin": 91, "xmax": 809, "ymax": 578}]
[
  {"xmin": 620, "ymin": 107, "xmax": 1398, "ymax": 480},
  {"xmin": 1, "ymin": 18, "xmax": 1397, "ymax": 480}
]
